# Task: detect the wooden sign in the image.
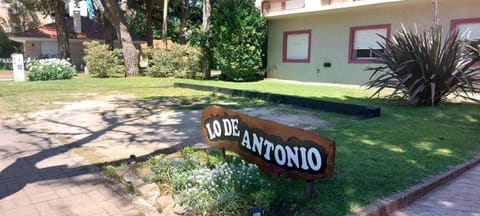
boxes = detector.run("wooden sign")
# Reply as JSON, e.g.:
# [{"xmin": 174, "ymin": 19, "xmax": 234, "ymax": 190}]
[{"xmin": 201, "ymin": 106, "xmax": 335, "ymax": 180}]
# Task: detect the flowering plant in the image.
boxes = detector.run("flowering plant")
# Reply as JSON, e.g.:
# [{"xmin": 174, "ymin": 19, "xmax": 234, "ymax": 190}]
[
  {"xmin": 27, "ymin": 58, "xmax": 76, "ymax": 81},
  {"xmin": 178, "ymin": 158, "xmax": 266, "ymax": 215}
]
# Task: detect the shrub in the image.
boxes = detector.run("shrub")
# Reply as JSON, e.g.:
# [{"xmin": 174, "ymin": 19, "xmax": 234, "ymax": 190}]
[
  {"xmin": 27, "ymin": 58, "xmax": 76, "ymax": 81},
  {"xmin": 212, "ymin": 0, "xmax": 267, "ymax": 81},
  {"xmin": 365, "ymin": 26, "xmax": 480, "ymax": 106},
  {"xmin": 145, "ymin": 43, "xmax": 201, "ymax": 78},
  {"xmin": 83, "ymin": 41, "xmax": 124, "ymax": 78},
  {"xmin": 0, "ymin": 29, "xmax": 21, "ymax": 58},
  {"xmin": 178, "ymin": 159, "xmax": 266, "ymax": 215},
  {"xmin": 0, "ymin": 58, "xmax": 12, "ymax": 70}
]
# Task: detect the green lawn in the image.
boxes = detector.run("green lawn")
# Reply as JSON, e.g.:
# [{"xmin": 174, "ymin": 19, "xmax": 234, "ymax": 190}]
[
  {"xmin": 1, "ymin": 77, "xmax": 479, "ymax": 215},
  {"xmin": 176, "ymin": 79, "xmax": 480, "ymax": 214}
]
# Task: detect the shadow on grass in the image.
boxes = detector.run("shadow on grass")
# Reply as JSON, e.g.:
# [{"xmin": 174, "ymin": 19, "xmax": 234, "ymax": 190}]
[
  {"xmin": 141, "ymin": 92, "xmax": 268, "ymax": 111},
  {"xmin": 303, "ymin": 97, "xmax": 480, "ymax": 215}
]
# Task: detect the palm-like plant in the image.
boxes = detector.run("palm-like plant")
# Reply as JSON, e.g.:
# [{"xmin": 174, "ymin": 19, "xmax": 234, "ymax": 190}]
[{"xmin": 365, "ymin": 25, "xmax": 480, "ymax": 106}]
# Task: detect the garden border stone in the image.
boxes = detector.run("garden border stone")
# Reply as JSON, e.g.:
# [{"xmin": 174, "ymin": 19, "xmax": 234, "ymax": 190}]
[{"xmin": 173, "ymin": 83, "xmax": 381, "ymax": 118}]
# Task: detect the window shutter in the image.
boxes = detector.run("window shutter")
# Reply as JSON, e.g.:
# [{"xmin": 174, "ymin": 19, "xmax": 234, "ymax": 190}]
[
  {"xmin": 457, "ymin": 23, "xmax": 480, "ymax": 40},
  {"xmin": 286, "ymin": 33, "xmax": 309, "ymax": 60},
  {"xmin": 354, "ymin": 28, "xmax": 387, "ymax": 49},
  {"xmin": 41, "ymin": 42, "xmax": 59, "ymax": 57}
]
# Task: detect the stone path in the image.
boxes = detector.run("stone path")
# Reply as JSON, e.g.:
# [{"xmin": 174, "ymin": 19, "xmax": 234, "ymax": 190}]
[
  {"xmin": 0, "ymin": 122, "xmax": 141, "ymax": 216},
  {"xmin": 392, "ymin": 164, "xmax": 480, "ymax": 216}
]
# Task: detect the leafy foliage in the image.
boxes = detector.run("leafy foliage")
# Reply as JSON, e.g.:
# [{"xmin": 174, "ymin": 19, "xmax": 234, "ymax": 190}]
[
  {"xmin": 365, "ymin": 26, "xmax": 480, "ymax": 106},
  {"xmin": 0, "ymin": 29, "xmax": 21, "ymax": 58},
  {"xmin": 178, "ymin": 158, "xmax": 266, "ymax": 215},
  {"xmin": 144, "ymin": 43, "xmax": 201, "ymax": 78},
  {"xmin": 4, "ymin": 1, "xmax": 40, "ymax": 32},
  {"xmin": 27, "ymin": 58, "xmax": 76, "ymax": 81},
  {"xmin": 211, "ymin": 0, "xmax": 266, "ymax": 81},
  {"xmin": 83, "ymin": 41, "xmax": 124, "ymax": 78}
]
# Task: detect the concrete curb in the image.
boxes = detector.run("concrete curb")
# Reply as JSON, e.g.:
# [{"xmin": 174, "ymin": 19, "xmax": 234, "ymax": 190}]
[
  {"xmin": 174, "ymin": 82, "xmax": 381, "ymax": 118},
  {"xmin": 348, "ymin": 155, "xmax": 480, "ymax": 216}
]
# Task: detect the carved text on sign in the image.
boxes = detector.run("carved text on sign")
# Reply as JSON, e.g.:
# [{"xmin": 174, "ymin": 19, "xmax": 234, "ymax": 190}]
[{"xmin": 201, "ymin": 106, "xmax": 335, "ymax": 180}]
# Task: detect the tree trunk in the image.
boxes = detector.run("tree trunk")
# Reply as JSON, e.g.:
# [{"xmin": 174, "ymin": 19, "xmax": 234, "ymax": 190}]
[
  {"xmin": 146, "ymin": 0, "xmax": 154, "ymax": 46},
  {"xmin": 103, "ymin": 15, "xmax": 114, "ymax": 50},
  {"xmin": 201, "ymin": 0, "xmax": 211, "ymax": 79},
  {"xmin": 55, "ymin": 0, "xmax": 70, "ymax": 60},
  {"xmin": 178, "ymin": 0, "xmax": 189, "ymax": 45},
  {"xmin": 179, "ymin": 16, "xmax": 187, "ymax": 44},
  {"xmin": 93, "ymin": 0, "xmax": 139, "ymax": 76},
  {"xmin": 162, "ymin": 0, "xmax": 168, "ymax": 48}
]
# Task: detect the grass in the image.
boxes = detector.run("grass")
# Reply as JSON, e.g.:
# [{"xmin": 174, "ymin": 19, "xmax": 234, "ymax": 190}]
[
  {"xmin": 175, "ymin": 79, "xmax": 480, "ymax": 214},
  {"xmin": 1, "ymin": 76, "xmax": 479, "ymax": 215},
  {"xmin": 0, "ymin": 75, "xmax": 267, "ymax": 115}
]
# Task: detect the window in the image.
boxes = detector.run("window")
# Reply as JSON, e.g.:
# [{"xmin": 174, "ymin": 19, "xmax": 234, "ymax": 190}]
[
  {"xmin": 450, "ymin": 18, "xmax": 480, "ymax": 61},
  {"xmin": 41, "ymin": 42, "xmax": 59, "ymax": 58},
  {"xmin": 349, "ymin": 24, "xmax": 391, "ymax": 63},
  {"xmin": 282, "ymin": 30, "xmax": 311, "ymax": 63}
]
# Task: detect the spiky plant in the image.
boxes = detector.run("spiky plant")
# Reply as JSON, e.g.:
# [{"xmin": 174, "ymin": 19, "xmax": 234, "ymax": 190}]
[{"xmin": 365, "ymin": 25, "xmax": 480, "ymax": 106}]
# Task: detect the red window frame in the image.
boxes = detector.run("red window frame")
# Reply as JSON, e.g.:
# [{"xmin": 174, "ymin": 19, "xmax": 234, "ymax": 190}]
[
  {"xmin": 282, "ymin": 29, "xmax": 312, "ymax": 63},
  {"xmin": 450, "ymin": 17, "xmax": 480, "ymax": 33},
  {"xmin": 450, "ymin": 17, "xmax": 480, "ymax": 65},
  {"xmin": 348, "ymin": 24, "xmax": 391, "ymax": 64}
]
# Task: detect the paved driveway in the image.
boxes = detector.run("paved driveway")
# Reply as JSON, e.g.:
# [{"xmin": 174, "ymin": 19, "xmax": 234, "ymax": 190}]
[{"xmin": 0, "ymin": 120, "xmax": 141, "ymax": 216}]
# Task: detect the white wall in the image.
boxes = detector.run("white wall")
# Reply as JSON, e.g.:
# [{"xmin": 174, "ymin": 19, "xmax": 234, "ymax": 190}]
[{"xmin": 266, "ymin": 0, "xmax": 480, "ymax": 84}]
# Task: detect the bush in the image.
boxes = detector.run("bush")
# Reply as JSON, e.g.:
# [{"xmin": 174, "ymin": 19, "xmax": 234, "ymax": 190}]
[
  {"xmin": 178, "ymin": 159, "xmax": 266, "ymax": 215},
  {"xmin": 212, "ymin": 0, "xmax": 267, "ymax": 81},
  {"xmin": 83, "ymin": 41, "xmax": 124, "ymax": 77},
  {"xmin": 0, "ymin": 29, "xmax": 21, "ymax": 58},
  {"xmin": 0, "ymin": 58, "xmax": 12, "ymax": 70},
  {"xmin": 365, "ymin": 25, "xmax": 480, "ymax": 106},
  {"xmin": 27, "ymin": 58, "xmax": 76, "ymax": 81},
  {"xmin": 145, "ymin": 43, "xmax": 201, "ymax": 78}
]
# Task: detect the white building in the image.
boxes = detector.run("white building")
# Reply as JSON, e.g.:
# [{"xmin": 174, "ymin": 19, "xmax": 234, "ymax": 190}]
[{"xmin": 262, "ymin": 0, "xmax": 480, "ymax": 84}]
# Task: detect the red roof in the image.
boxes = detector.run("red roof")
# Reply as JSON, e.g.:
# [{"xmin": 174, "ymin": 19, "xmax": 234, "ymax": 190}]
[{"xmin": 11, "ymin": 16, "xmax": 143, "ymax": 41}]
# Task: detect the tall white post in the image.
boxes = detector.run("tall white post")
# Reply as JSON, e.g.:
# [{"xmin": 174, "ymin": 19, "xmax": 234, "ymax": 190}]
[{"xmin": 11, "ymin": 54, "xmax": 25, "ymax": 82}]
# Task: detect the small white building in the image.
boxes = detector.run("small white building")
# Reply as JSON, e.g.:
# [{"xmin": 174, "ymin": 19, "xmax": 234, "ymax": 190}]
[{"xmin": 261, "ymin": 0, "xmax": 480, "ymax": 84}]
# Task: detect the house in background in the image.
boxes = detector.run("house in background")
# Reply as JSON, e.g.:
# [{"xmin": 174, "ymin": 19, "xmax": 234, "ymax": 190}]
[
  {"xmin": 9, "ymin": 16, "xmax": 145, "ymax": 68},
  {"xmin": 8, "ymin": 0, "xmax": 145, "ymax": 69},
  {"xmin": 261, "ymin": 0, "xmax": 480, "ymax": 85}
]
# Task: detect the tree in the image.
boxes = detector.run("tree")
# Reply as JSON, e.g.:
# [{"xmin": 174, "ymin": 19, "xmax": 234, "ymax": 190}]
[
  {"xmin": 93, "ymin": 0, "xmax": 139, "ymax": 76},
  {"xmin": 128, "ymin": 0, "xmax": 161, "ymax": 46},
  {"xmin": 103, "ymin": 15, "xmax": 114, "ymax": 49},
  {"xmin": 11, "ymin": 0, "xmax": 70, "ymax": 59},
  {"xmin": 201, "ymin": 0, "xmax": 211, "ymax": 79},
  {"xmin": 0, "ymin": 28, "xmax": 21, "ymax": 57},
  {"xmin": 211, "ymin": 0, "xmax": 266, "ymax": 81},
  {"xmin": 162, "ymin": 0, "xmax": 168, "ymax": 48},
  {"xmin": 171, "ymin": 0, "xmax": 198, "ymax": 44},
  {"xmin": 5, "ymin": 1, "xmax": 40, "ymax": 32},
  {"xmin": 54, "ymin": 0, "xmax": 70, "ymax": 59}
]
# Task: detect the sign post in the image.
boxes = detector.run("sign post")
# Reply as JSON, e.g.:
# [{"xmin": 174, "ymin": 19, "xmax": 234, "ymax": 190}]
[
  {"xmin": 11, "ymin": 54, "xmax": 25, "ymax": 82},
  {"xmin": 201, "ymin": 106, "xmax": 335, "ymax": 198}
]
